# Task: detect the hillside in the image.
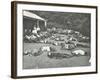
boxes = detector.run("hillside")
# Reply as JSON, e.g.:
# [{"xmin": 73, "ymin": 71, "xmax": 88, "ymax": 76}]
[{"xmin": 27, "ymin": 10, "xmax": 91, "ymax": 37}]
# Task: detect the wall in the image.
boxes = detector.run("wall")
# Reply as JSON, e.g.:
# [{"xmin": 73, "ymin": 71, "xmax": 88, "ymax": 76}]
[{"xmin": 0, "ymin": 0, "xmax": 100, "ymax": 80}]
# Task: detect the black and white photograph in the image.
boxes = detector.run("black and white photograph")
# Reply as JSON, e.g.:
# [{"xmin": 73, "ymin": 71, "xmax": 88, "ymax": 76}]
[
  {"xmin": 23, "ymin": 10, "xmax": 91, "ymax": 69},
  {"xmin": 11, "ymin": 1, "xmax": 97, "ymax": 78}
]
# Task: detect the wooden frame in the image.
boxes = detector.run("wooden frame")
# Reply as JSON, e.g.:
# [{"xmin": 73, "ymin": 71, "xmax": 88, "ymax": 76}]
[{"xmin": 11, "ymin": 1, "xmax": 98, "ymax": 79}]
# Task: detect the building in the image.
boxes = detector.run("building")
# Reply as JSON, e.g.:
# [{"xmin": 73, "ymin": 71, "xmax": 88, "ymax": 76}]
[{"xmin": 23, "ymin": 11, "xmax": 47, "ymax": 35}]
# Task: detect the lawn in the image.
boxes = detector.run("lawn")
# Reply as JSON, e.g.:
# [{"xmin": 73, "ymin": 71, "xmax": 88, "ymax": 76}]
[{"xmin": 23, "ymin": 43, "xmax": 90, "ymax": 69}]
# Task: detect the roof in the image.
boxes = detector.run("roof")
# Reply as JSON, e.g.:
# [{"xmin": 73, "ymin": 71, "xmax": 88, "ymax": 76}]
[{"xmin": 23, "ymin": 11, "xmax": 46, "ymax": 21}]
